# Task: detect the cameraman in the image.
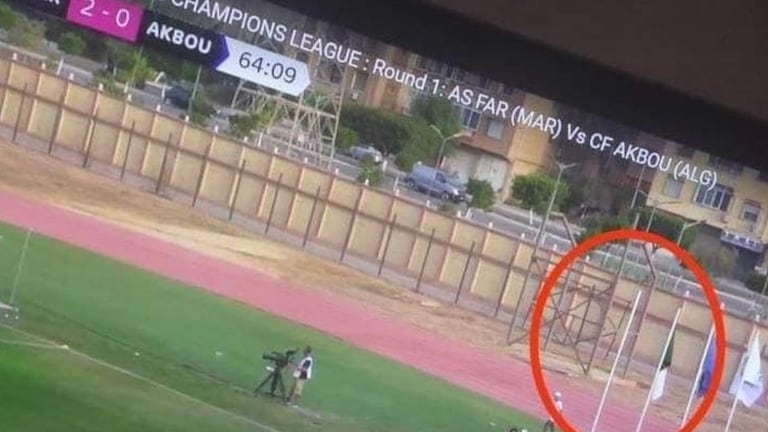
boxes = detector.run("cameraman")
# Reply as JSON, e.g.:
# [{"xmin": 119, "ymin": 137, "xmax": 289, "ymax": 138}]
[{"xmin": 286, "ymin": 346, "xmax": 314, "ymax": 406}]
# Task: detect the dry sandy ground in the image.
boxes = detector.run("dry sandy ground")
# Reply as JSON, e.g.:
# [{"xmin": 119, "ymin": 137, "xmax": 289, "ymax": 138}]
[{"xmin": 0, "ymin": 142, "xmax": 763, "ymax": 431}]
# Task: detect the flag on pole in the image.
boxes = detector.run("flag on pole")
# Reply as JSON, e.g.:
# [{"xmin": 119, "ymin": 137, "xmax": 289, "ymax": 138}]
[
  {"xmin": 651, "ymin": 331, "xmax": 675, "ymax": 401},
  {"xmin": 697, "ymin": 337, "xmax": 716, "ymax": 398},
  {"xmin": 729, "ymin": 333, "xmax": 764, "ymax": 408}
]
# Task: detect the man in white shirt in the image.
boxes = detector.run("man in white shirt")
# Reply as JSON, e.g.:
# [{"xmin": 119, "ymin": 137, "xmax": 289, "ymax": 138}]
[
  {"xmin": 542, "ymin": 391, "xmax": 563, "ymax": 432},
  {"xmin": 286, "ymin": 346, "xmax": 314, "ymax": 406}
]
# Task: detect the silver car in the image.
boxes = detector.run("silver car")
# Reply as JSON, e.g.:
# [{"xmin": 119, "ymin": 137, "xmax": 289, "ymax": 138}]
[
  {"xmin": 349, "ymin": 145, "xmax": 383, "ymax": 164},
  {"xmin": 405, "ymin": 164, "xmax": 468, "ymax": 203}
]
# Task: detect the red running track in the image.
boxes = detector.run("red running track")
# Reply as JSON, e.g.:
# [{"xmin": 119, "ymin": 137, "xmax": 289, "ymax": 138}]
[{"xmin": 0, "ymin": 189, "xmax": 677, "ymax": 431}]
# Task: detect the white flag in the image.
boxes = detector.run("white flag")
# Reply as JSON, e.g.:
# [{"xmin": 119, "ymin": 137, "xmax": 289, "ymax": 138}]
[
  {"xmin": 651, "ymin": 368, "xmax": 668, "ymax": 401},
  {"xmin": 729, "ymin": 334, "xmax": 764, "ymax": 408}
]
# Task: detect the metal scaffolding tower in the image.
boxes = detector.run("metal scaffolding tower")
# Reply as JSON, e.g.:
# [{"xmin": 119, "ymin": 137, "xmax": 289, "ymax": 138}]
[{"xmin": 230, "ymin": 16, "xmax": 351, "ymax": 169}]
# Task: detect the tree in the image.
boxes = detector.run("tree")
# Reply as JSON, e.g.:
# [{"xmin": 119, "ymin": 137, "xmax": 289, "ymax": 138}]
[
  {"xmin": 58, "ymin": 31, "xmax": 86, "ymax": 56},
  {"xmin": 0, "ymin": 3, "xmax": 17, "ymax": 31},
  {"xmin": 336, "ymin": 126, "xmax": 358, "ymax": 152},
  {"xmin": 228, "ymin": 101, "xmax": 278, "ymax": 139},
  {"xmin": 745, "ymin": 272, "xmax": 767, "ymax": 295},
  {"xmin": 8, "ymin": 14, "xmax": 45, "ymax": 51},
  {"xmin": 510, "ymin": 173, "xmax": 569, "ymax": 214},
  {"xmin": 410, "ymin": 95, "xmax": 461, "ymax": 136},
  {"xmin": 688, "ymin": 244, "xmax": 737, "ymax": 278},
  {"xmin": 466, "ymin": 178, "xmax": 495, "ymax": 211},
  {"xmin": 340, "ymin": 103, "xmax": 442, "ymax": 172},
  {"xmin": 631, "ymin": 207, "xmax": 698, "ymax": 250},
  {"xmin": 577, "ymin": 214, "xmax": 631, "ymax": 243}
]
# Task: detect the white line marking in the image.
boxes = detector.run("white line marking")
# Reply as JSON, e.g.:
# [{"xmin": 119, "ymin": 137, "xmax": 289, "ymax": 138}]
[
  {"xmin": 0, "ymin": 337, "xmax": 65, "ymax": 350},
  {"xmin": 0, "ymin": 323, "xmax": 282, "ymax": 432}
]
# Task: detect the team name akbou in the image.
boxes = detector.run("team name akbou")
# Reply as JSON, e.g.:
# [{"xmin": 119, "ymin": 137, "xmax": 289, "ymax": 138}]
[{"xmin": 145, "ymin": 21, "xmax": 214, "ymax": 55}]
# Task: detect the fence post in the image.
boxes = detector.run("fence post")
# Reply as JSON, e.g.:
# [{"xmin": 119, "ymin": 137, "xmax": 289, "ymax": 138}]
[
  {"xmin": 155, "ymin": 133, "xmax": 173, "ymax": 195},
  {"xmin": 82, "ymin": 108, "xmax": 99, "ymax": 168},
  {"xmin": 48, "ymin": 89, "xmax": 67, "ymax": 155},
  {"xmin": 12, "ymin": 83, "xmax": 28, "ymax": 144},
  {"xmin": 264, "ymin": 173, "xmax": 284, "ymax": 235},
  {"xmin": 495, "ymin": 255, "xmax": 517, "ymax": 318},
  {"xmin": 228, "ymin": 159, "xmax": 247, "ymax": 222},
  {"xmin": 377, "ymin": 214, "xmax": 398, "ymax": 277},
  {"xmin": 120, "ymin": 121, "xmax": 136, "ymax": 181},
  {"xmin": 454, "ymin": 241, "xmax": 476, "ymax": 304},
  {"xmin": 192, "ymin": 142, "xmax": 212, "ymax": 207},
  {"xmin": 302, "ymin": 186, "xmax": 322, "ymax": 249},
  {"xmin": 416, "ymin": 228, "xmax": 437, "ymax": 293},
  {"xmin": 340, "ymin": 188, "xmax": 365, "ymax": 263}
]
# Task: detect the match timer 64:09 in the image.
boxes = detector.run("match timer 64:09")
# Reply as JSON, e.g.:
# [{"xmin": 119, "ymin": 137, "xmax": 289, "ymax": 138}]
[
  {"xmin": 65, "ymin": 0, "xmax": 144, "ymax": 43},
  {"xmin": 238, "ymin": 52, "xmax": 298, "ymax": 84}
]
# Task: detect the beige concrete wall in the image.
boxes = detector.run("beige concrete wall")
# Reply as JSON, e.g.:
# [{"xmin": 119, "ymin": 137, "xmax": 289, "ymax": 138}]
[{"xmin": 1, "ymin": 54, "xmax": 766, "ymax": 393}]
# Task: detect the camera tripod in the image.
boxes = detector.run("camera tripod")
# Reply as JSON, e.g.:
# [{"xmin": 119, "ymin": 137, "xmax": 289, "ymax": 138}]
[{"xmin": 254, "ymin": 365, "xmax": 288, "ymax": 399}]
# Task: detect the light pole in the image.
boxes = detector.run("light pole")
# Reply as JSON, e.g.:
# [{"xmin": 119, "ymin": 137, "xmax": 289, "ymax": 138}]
[
  {"xmin": 676, "ymin": 220, "xmax": 705, "ymax": 246},
  {"xmin": 429, "ymin": 125, "xmax": 471, "ymax": 200},
  {"xmin": 505, "ymin": 160, "xmax": 577, "ymax": 331},
  {"xmin": 430, "ymin": 125, "xmax": 470, "ymax": 170},
  {"xmin": 634, "ymin": 190, "xmax": 679, "ymax": 231}
]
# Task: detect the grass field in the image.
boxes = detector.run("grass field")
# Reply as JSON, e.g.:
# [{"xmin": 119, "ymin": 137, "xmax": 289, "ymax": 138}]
[{"xmin": 0, "ymin": 221, "xmax": 541, "ymax": 432}]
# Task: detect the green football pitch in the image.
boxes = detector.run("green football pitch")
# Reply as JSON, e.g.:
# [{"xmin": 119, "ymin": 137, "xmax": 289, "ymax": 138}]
[{"xmin": 0, "ymin": 222, "xmax": 541, "ymax": 432}]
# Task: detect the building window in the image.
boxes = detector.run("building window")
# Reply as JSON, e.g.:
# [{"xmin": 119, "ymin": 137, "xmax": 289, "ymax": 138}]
[
  {"xmin": 694, "ymin": 183, "xmax": 733, "ymax": 211},
  {"xmin": 662, "ymin": 175, "xmax": 684, "ymax": 198},
  {"xmin": 486, "ymin": 118, "xmax": 504, "ymax": 139},
  {"xmin": 460, "ymin": 108, "xmax": 481, "ymax": 131},
  {"xmin": 742, "ymin": 200, "xmax": 761, "ymax": 223}
]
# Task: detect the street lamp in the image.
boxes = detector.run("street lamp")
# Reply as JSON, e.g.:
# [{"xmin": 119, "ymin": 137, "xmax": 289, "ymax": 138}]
[
  {"xmin": 676, "ymin": 219, "xmax": 705, "ymax": 246},
  {"xmin": 430, "ymin": 125, "xmax": 470, "ymax": 170},
  {"xmin": 635, "ymin": 190, "xmax": 679, "ymax": 231}
]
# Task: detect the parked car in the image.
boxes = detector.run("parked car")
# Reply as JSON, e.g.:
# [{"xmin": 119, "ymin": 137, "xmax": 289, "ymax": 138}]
[
  {"xmin": 405, "ymin": 164, "xmax": 469, "ymax": 203},
  {"xmin": 348, "ymin": 145, "xmax": 384, "ymax": 164},
  {"xmin": 165, "ymin": 84, "xmax": 192, "ymax": 109}
]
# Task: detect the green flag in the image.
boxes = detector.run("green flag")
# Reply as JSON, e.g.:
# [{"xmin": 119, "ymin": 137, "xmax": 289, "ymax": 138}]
[{"xmin": 661, "ymin": 332, "xmax": 675, "ymax": 370}]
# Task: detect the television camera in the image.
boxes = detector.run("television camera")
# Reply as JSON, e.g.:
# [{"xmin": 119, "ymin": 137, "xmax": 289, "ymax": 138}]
[{"xmin": 254, "ymin": 349, "xmax": 299, "ymax": 399}]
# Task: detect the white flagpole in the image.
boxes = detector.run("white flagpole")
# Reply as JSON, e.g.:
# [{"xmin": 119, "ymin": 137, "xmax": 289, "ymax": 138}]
[
  {"xmin": 723, "ymin": 315, "xmax": 760, "ymax": 432},
  {"xmin": 680, "ymin": 302, "xmax": 724, "ymax": 427},
  {"xmin": 635, "ymin": 304, "xmax": 684, "ymax": 432},
  {"xmin": 591, "ymin": 290, "xmax": 643, "ymax": 432}
]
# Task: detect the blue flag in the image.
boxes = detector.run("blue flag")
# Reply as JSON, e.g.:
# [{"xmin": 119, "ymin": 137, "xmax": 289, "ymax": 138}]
[{"xmin": 697, "ymin": 338, "xmax": 716, "ymax": 397}]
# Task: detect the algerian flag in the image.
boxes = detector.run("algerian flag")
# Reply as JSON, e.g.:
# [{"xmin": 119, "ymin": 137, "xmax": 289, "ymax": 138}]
[
  {"xmin": 729, "ymin": 333, "xmax": 764, "ymax": 408},
  {"xmin": 651, "ymin": 331, "xmax": 675, "ymax": 401}
]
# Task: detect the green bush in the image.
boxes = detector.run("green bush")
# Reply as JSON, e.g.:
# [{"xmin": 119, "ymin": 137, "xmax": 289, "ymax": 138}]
[
  {"xmin": 58, "ymin": 31, "xmax": 86, "ymax": 56},
  {"xmin": 8, "ymin": 14, "xmax": 45, "ymax": 50},
  {"xmin": 577, "ymin": 214, "xmax": 630, "ymax": 244},
  {"xmin": 356, "ymin": 157, "xmax": 384, "ymax": 187},
  {"xmin": 92, "ymin": 72, "xmax": 122, "ymax": 97},
  {"xmin": 0, "ymin": 3, "xmax": 17, "ymax": 31},
  {"xmin": 745, "ymin": 272, "xmax": 767, "ymax": 294},
  {"xmin": 336, "ymin": 126, "xmax": 358, "ymax": 152},
  {"xmin": 687, "ymin": 244, "xmax": 737, "ymax": 278},
  {"xmin": 510, "ymin": 173, "xmax": 569, "ymax": 214},
  {"xmin": 340, "ymin": 103, "xmax": 442, "ymax": 172},
  {"xmin": 631, "ymin": 207, "xmax": 698, "ymax": 250},
  {"xmin": 466, "ymin": 178, "xmax": 495, "ymax": 211}
]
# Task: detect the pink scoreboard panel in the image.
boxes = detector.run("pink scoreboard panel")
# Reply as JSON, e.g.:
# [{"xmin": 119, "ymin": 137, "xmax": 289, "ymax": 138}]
[{"xmin": 65, "ymin": 0, "xmax": 144, "ymax": 43}]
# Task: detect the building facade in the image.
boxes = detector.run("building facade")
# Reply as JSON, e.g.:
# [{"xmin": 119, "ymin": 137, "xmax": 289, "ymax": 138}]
[
  {"xmin": 647, "ymin": 141, "xmax": 768, "ymax": 274},
  {"xmin": 344, "ymin": 44, "xmax": 555, "ymax": 201}
]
